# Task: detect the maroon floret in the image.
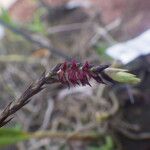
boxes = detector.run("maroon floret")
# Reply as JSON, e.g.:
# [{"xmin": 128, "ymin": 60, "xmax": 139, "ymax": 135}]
[{"xmin": 56, "ymin": 60, "xmax": 112, "ymax": 87}]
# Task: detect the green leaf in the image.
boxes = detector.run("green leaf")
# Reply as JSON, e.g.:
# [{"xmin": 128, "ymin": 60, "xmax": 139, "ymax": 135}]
[
  {"xmin": 94, "ymin": 44, "xmax": 112, "ymax": 61},
  {"xmin": 27, "ymin": 9, "xmax": 45, "ymax": 33},
  {"xmin": 99, "ymin": 136, "xmax": 114, "ymax": 150},
  {"xmin": 0, "ymin": 128, "xmax": 30, "ymax": 148},
  {"xmin": 89, "ymin": 135, "xmax": 114, "ymax": 150},
  {"xmin": 0, "ymin": 8, "xmax": 16, "ymax": 27},
  {"xmin": 0, "ymin": 8, "xmax": 11, "ymax": 23}
]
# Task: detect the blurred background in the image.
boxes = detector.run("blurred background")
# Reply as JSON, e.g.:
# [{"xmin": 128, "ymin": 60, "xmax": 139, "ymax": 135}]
[{"xmin": 0, "ymin": 0, "xmax": 150, "ymax": 150}]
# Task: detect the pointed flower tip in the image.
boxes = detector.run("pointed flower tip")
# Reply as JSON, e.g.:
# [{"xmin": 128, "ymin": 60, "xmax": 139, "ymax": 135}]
[
  {"xmin": 82, "ymin": 61, "xmax": 90, "ymax": 71},
  {"xmin": 104, "ymin": 68, "xmax": 141, "ymax": 84}
]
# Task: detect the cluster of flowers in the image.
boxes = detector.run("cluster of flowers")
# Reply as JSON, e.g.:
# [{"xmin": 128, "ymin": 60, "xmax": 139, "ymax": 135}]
[{"xmin": 56, "ymin": 60, "xmax": 114, "ymax": 87}]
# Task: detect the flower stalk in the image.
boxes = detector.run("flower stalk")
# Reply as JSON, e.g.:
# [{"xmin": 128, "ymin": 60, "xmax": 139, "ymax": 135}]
[{"xmin": 0, "ymin": 60, "xmax": 140, "ymax": 127}]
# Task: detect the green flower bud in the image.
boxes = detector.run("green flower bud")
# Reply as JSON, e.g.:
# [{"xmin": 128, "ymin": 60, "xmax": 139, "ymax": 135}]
[{"xmin": 105, "ymin": 68, "xmax": 141, "ymax": 84}]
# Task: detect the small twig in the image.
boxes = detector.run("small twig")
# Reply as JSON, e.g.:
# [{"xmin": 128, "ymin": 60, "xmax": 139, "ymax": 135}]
[
  {"xmin": 31, "ymin": 130, "xmax": 103, "ymax": 141},
  {"xmin": 0, "ymin": 55, "xmax": 39, "ymax": 63},
  {"xmin": 113, "ymin": 124, "xmax": 150, "ymax": 140},
  {"xmin": 47, "ymin": 22, "xmax": 89, "ymax": 34},
  {"xmin": 91, "ymin": 19, "xmax": 121, "ymax": 45},
  {"xmin": 40, "ymin": 99, "xmax": 54, "ymax": 130},
  {"xmin": 108, "ymin": 91, "xmax": 119, "ymax": 116}
]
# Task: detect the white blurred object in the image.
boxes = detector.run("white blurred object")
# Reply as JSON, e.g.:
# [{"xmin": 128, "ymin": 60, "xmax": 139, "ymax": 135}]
[
  {"xmin": 66, "ymin": 0, "xmax": 92, "ymax": 9},
  {"xmin": 0, "ymin": 25, "xmax": 5, "ymax": 40},
  {"xmin": 106, "ymin": 29, "xmax": 150, "ymax": 64},
  {"xmin": 0, "ymin": 0, "xmax": 17, "ymax": 9},
  {"xmin": 0, "ymin": 0, "xmax": 17, "ymax": 40}
]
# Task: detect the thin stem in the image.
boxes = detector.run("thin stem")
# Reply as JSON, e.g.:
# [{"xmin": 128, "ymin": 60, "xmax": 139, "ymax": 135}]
[{"xmin": 31, "ymin": 131, "xmax": 103, "ymax": 141}]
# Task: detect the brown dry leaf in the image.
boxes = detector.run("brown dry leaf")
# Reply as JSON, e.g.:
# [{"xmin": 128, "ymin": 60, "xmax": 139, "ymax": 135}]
[{"xmin": 31, "ymin": 48, "xmax": 51, "ymax": 58}]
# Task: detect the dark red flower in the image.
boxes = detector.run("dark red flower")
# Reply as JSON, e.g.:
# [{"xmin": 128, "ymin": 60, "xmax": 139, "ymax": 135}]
[
  {"xmin": 56, "ymin": 60, "xmax": 113, "ymax": 87},
  {"xmin": 78, "ymin": 61, "xmax": 91, "ymax": 86},
  {"xmin": 67, "ymin": 60, "xmax": 80, "ymax": 86}
]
